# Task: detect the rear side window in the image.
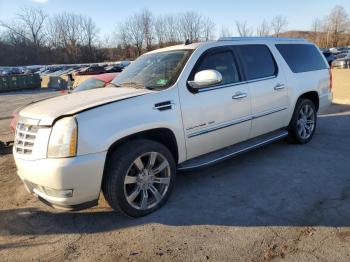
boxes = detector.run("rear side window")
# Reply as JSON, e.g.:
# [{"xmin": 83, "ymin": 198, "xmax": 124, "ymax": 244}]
[
  {"xmin": 236, "ymin": 45, "xmax": 277, "ymax": 81},
  {"xmin": 194, "ymin": 50, "xmax": 240, "ymax": 85},
  {"xmin": 276, "ymin": 44, "xmax": 328, "ymax": 73}
]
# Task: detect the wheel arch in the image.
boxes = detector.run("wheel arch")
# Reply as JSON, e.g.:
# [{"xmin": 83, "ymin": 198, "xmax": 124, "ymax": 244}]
[
  {"xmin": 288, "ymin": 90, "xmax": 319, "ymax": 126},
  {"xmin": 297, "ymin": 91, "xmax": 319, "ymax": 112},
  {"xmin": 105, "ymin": 128, "xmax": 179, "ymax": 165}
]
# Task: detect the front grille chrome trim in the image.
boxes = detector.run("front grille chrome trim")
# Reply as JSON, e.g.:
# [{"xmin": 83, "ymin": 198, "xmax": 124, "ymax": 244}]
[{"xmin": 14, "ymin": 117, "xmax": 40, "ymax": 155}]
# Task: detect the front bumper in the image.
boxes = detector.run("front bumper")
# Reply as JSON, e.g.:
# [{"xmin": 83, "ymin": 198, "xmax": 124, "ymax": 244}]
[{"xmin": 14, "ymin": 151, "xmax": 107, "ymax": 209}]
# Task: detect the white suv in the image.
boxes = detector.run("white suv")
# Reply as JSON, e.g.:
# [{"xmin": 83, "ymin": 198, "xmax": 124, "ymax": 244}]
[{"xmin": 14, "ymin": 37, "xmax": 332, "ymax": 217}]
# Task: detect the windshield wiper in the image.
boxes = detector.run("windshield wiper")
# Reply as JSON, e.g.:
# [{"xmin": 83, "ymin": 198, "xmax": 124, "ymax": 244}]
[
  {"xmin": 119, "ymin": 81, "xmax": 146, "ymax": 89},
  {"xmin": 110, "ymin": 81, "xmax": 157, "ymax": 90},
  {"xmin": 106, "ymin": 82, "xmax": 122, "ymax": 88}
]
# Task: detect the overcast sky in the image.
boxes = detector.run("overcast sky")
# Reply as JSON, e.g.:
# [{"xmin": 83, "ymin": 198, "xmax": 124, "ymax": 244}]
[{"xmin": 0, "ymin": 0, "xmax": 349, "ymax": 39}]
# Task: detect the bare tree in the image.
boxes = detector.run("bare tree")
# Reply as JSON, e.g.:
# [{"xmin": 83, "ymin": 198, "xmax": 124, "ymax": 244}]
[
  {"xmin": 310, "ymin": 18, "xmax": 323, "ymax": 45},
  {"xmin": 257, "ymin": 19, "xmax": 270, "ymax": 36},
  {"xmin": 179, "ymin": 11, "xmax": 203, "ymax": 42},
  {"xmin": 322, "ymin": 17, "xmax": 332, "ymax": 47},
  {"xmin": 51, "ymin": 13, "xmax": 81, "ymax": 61},
  {"xmin": 220, "ymin": 25, "xmax": 231, "ymax": 37},
  {"xmin": 311, "ymin": 18, "xmax": 322, "ymax": 33},
  {"xmin": 154, "ymin": 16, "xmax": 167, "ymax": 47},
  {"xmin": 235, "ymin": 21, "xmax": 253, "ymax": 37},
  {"xmin": 48, "ymin": 12, "xmax": 98, "ymax": 62},
  {"xmin": 0, "ymin": 6, "xmax": 48, "ymax": 47},
  {"xmin": 327, "ymin": 5, "xmax": 349, "ymax": 46},
  {"xmin": 80, "ymin": 16, "xmax": 99, "ymax": 60},
  {"xmin": 118, "ymin": 13, "xmax": 144, "ymax": 56},
  {"xmin": 202, "ymin": 17, "xmax": 216, "ymax": 41},
  {"xmin": 81, "ymin": 16, "xmax": 98, "ymax": 49},
  {"xmin": 164, "ymin": 15, "xmax": 180, "ymax": 44},
  {"xmin": 141, "ymin": 9, "xmax": 154, "ymax": 51},
  {"xmin": 271, "ymin": 15, "xmax": 288, "ymax": 37}
]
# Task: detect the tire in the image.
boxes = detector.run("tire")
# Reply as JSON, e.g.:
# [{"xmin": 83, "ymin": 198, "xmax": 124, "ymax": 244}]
[
  {"xmin": 288, "ymin": 98, "xmax": 317, "ymax": 144},
  {"xmin": 102, "ymin": 139, "xmax": 176, "ymax": 217}
]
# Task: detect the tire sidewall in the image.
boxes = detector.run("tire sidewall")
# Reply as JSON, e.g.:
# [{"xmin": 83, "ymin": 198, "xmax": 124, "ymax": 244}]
[
  {"xmin": 289, "ymin": 99, "xmax": 317, "ymax": 144},
  {"xmin": 104, "ymin": 140, "xmax": 176, "ymax": 217}
]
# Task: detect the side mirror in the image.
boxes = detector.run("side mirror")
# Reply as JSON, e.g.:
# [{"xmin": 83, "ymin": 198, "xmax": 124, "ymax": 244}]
[{"xmin": 187, "ymin": 69, "xmax": 222, "ymax": 89}]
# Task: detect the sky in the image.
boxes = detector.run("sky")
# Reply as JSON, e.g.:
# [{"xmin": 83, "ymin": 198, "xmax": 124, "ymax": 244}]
[{"xmin": 0, "ymin": 0, "xmax": 349, "ymax": 40}]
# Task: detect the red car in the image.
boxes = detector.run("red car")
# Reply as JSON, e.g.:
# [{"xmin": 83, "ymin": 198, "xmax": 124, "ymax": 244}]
[{"xmin": 10, "ymin": 73, "xmax": 118, "ymax": 131}]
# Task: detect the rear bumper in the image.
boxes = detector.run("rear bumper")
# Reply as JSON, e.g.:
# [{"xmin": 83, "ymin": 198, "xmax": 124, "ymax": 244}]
[
  {"xmin": 14, "ymin": 151, "xmax": 107, "ymax": 208},
  {"xmin": 318, "ymin": 91, "xmax": 333, "ymax": 114}
]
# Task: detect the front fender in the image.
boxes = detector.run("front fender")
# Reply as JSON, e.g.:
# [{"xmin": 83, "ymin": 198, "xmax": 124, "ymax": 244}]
[{"xmin": 75, "ymin": 88, "xmax": 187, "ymax": 163}]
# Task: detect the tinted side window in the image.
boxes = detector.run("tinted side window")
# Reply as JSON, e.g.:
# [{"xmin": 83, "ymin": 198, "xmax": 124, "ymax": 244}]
[
  {"xmin": 276, "ymin": 44, "xmax": 328, "ymax": 73},
  {"xmin": 236, "ymin": 45, "xmax": 277, "ymax": 80},
  {"xmin": 194, "ymin": 51, "xmax": 240, "ymax": 85}
]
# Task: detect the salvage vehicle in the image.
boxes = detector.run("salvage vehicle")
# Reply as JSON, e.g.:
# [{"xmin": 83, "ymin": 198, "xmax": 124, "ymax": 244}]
[
  {"xmin": 71, "ymin": 73, "xmax": 118, "ymax": 93},
  {"xmin": 332, "ymin": 54, "xmax": 350, "ymax": 69},
  {"xmin": 13, "ymin": 37, "xmax": 332, "ymax": 217},
  {"xmin": 321, "ymin": 50, "xmax": 336, "ymax": 66},
  {"xmin": 76, "ymin": 65, "xmax": 105, "ymax": 75},
  {"xmin": 10, "ymin": 73, "xmax": 119, "ymax": 131}
]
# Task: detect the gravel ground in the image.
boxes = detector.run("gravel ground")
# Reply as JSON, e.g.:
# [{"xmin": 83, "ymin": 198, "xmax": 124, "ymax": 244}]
[{"xmin": 0, "ymin": 91, "xmax": 350, "ymax": 261}]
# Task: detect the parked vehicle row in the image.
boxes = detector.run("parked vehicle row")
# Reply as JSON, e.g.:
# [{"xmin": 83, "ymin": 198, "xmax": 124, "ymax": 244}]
[
  {"xmin": 13, "ymin": 37, "xmax": 332, "ymax": 217},
  {"xmin": 321, "ymin": 46, "xmax": 350, "ymax": 69},
  {"xmin": 0, "ymin": 61, "xmax": 131, "ymax": 77},
  {"xmin": 332, "ymin": 55, "xmax": 350, "ymax": 69}
]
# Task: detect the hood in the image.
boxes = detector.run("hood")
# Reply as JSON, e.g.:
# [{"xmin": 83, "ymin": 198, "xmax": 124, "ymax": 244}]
[{"xmin": 19, "ymin": 87, "xmax": 152, "ymax": 125}]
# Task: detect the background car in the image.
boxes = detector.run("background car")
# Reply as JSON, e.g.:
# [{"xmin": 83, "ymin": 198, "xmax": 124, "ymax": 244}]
[
  {"xmin": 71, "ymin": 73, "xmax": 118, "ymax": 92},
  {"xmin": 10, "ymin": 73, "xmax": 119, "ymax": 131},
  {"xmin": 332, "ymin": 55, "xmax": 350, "ymax": 69},
  {"xmin": 104, "ymin": 64, "xmax": 124, "ymax": 73},
  {"xmin": 76, "ymin": 65, "xmax": 106, "ymax": 75},
  {"xmin": 1, "ymin": 67, "xmax": 24, "ymax": 75},
  {"xmin": 322, "ymin": 50, "xmax": 337, "ymax": 66}
]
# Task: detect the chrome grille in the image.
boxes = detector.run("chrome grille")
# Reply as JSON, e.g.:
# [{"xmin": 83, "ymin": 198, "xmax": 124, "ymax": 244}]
[{"xmin": 15, "ymin": 123, "xmax": 39, "ymax": 155}]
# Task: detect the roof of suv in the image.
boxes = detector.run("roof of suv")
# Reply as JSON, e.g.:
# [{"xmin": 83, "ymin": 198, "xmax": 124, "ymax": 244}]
[{"xmin": 146, "ymin": 37, "xmax": 309, "ymax": 55}]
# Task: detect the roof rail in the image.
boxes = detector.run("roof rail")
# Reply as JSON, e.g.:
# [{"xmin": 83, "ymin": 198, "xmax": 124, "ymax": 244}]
[{"xmin": 217, "ymin": 37, "xmax": 307, "ymax": 42}]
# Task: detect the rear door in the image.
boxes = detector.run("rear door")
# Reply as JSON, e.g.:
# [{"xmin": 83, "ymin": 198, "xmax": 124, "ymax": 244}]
[{"xmin": 235, "ymin": 44, "xmax": 289, "ymax": 138}]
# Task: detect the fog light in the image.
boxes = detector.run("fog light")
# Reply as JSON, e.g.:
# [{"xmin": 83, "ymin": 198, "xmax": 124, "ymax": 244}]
[{"xmin": 42, "ymin": 187, "xmax": 73, "ymax": 198}]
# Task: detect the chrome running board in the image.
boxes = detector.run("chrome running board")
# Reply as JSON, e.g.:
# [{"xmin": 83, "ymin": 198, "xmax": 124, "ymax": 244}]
[{"xmin": 177, "ymin": 129, "xmax": 288, "ymax": 171}]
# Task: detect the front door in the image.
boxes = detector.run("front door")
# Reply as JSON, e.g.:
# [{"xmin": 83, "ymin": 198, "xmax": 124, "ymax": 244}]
[{"xmin": 178, "ymin": 47, "xmax": 252, "ymax": 159}]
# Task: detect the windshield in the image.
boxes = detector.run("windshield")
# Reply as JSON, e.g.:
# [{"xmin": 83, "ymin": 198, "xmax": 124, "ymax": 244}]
[
  {"xmin": 111, "ymin": 50, "xmax": 193, "ymax": 90},
  {"xmin": 73, "ymin": 78, "xmax": 105, "ymax": 92}
]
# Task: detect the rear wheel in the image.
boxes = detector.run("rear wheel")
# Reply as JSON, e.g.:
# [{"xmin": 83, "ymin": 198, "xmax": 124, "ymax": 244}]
[
  {"xmin": 288, "ymin": 98, "xmax": 317, "ymax": 144},
  {"xmin": 102, "ymin": 139, "xmax": 176, "ymax": 217}
]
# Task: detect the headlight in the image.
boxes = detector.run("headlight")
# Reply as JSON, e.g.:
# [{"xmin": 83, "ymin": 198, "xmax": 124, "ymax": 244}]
[{"xmin": 48, "ymin": 117, "xmax": 78, "ymax": 158}]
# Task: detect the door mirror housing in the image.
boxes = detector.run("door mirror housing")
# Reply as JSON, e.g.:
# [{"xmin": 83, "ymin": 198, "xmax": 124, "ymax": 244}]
[{"xmin": 188, "ymin": 69, "xmax": 222, "ymax": 89}]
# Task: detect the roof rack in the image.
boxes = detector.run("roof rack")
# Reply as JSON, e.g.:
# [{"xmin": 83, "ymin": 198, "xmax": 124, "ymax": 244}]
[{"xmin": 217, "ymin": 37, "xmax": 307, "ymax": 42}]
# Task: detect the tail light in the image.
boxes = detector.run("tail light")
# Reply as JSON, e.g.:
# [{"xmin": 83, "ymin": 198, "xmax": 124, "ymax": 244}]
[{"xmin": 329, "ymin": 69, "xmax": 333, "ymax": 91}]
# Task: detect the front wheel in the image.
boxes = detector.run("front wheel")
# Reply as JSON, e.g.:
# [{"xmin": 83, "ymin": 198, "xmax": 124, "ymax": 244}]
[
  {"xmin": 102, "ymin": 139, "xmax": 176, "ymax": 217},
  {"xmin": 288, "ymin": 98, "xmax": 317, "ymax": 144}
]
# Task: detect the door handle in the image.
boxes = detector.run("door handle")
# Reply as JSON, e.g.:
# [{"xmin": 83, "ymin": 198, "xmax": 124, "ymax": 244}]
[
  {"xmin": 274, "ymin": 83, "xmax": 285, "ymax": 90},
  {"xmin": 232, "ymin": 92, "xmax": 247, "ymax": 99}
]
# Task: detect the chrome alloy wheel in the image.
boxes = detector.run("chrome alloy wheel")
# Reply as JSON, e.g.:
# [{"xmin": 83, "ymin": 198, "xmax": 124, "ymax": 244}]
[
  {"xmin": 123, "ymin": 152, "xmax": 171, "ymax": 210},
  {"xmin": 297, "ymin": 104, "xmax": 315, "ymax": 140}
]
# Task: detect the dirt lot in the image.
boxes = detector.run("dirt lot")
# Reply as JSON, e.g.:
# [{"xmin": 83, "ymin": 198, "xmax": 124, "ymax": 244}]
[
  {"xmin": 1, "ymin": 72, "xmax": 350, "ymax": 261},
  {"xmin": 332, "ymin": 69, "xmax": 350, "ymax": 105}
]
